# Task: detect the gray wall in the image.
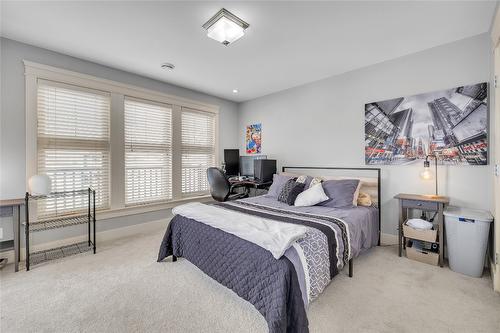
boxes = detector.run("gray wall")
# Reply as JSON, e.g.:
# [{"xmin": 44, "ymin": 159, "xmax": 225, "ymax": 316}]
[
  {"xmin": 0, "ymin": 33, "xmax": 494, "ymax": 244},
  {"xmin": 238, "ymin": 33, "xmax": 494, "ymax": 236},
  {"xmin": 0, "ymin": 37, "xmax": 238, "ymax": 242}
]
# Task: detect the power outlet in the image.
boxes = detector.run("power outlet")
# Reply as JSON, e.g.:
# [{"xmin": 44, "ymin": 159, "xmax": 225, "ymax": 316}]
[{"xmin": 495, "ymin": 164, "xmax": 500, "ymax": 177}]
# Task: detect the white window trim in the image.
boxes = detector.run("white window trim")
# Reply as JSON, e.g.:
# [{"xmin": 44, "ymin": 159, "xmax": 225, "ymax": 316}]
[{"xmin": 25, "ymin": 60, "xmax": 219, "ymax": 220}]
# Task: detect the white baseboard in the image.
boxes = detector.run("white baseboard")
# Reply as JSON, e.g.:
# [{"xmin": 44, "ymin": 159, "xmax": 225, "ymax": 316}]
[
  {"xmin": 1, "ymin": 218, "xmax": 171, "ymax": 263},
  {"xmin": 380, "ymin": 232, "xmax": 398, "ymax": 245}
]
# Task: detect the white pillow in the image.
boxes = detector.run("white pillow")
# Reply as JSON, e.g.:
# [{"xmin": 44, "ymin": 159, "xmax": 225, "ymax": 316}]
[
  {"xmin": 296, "ymin": 175, "xmax": 308, "ymax": 184},
  {"xmin": 294, "ymin": 183, "xmax": 329, "ymax": 207},
  {"xmin": 308, "ymin": 177, "xmax": 323, "ymax": 189},
  {"xmin": 407, "ymin": 218, "xmax": 433, "ymax": 230}
]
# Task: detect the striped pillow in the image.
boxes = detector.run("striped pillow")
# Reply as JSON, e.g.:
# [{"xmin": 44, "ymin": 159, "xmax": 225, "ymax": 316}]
[{"xmin": 277, "ymin": 179, "xmax": 305, "ymax": 205}]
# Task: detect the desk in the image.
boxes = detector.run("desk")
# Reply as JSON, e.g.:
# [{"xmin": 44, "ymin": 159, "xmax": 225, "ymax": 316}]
[
  {"xmin": 229, "ymin": 179, "xmax": 272, "ymax": 197},
  {"xmin": 0, "ymin": 198, "xmax": 24, "ymax": 272},
  {"xmin": 394, "ymin": 193, "xmax": 449, "ymax": 267}
]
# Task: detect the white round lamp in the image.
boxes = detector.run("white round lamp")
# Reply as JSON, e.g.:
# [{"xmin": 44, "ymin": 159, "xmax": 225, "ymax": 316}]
[{"xmin": 29, "ymin": 175, "xmax": 52, "ymax": 195}]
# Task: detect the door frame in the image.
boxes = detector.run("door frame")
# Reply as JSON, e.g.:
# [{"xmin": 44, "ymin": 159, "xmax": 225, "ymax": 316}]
[
  {"xmin": 491, "ymin": 7, "xmax": 500, "ymax": 291},
  {"xmin": 492, "ymin": 46, "xmax": 500, "ymax": 293}
]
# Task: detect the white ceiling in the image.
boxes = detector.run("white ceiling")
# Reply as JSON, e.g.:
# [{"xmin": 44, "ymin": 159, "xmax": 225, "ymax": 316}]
[{"xmin": 0, "ymin": 1, "xmax": 496, "ymax": 102}]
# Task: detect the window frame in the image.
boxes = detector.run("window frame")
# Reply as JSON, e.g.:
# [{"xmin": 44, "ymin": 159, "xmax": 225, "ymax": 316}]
[{"xmin": 25, "ymin": 61, "xmax": 219, "ymax": 221}]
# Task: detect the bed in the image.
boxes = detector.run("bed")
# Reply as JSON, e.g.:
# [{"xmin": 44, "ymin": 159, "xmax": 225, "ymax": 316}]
[{"xmin": 158, "ymin": 166, "xmax": 381, "ymax": 333}]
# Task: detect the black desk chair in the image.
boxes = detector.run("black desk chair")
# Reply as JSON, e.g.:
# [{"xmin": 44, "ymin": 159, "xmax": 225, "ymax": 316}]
[{"xmin": 207, "ymin": 167, "xmax": 248, "ymax": 202}]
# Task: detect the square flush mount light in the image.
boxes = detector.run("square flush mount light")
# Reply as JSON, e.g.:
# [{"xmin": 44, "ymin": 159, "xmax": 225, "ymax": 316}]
[{"xmin": 203, "ymin": 8, "xmax": 249, "ymax": 46}]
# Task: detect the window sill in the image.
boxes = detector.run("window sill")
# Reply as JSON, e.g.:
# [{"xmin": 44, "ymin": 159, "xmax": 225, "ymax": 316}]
[{"xmin": 97, "ymin": 195, "xmax": 213, "ymax": 220}]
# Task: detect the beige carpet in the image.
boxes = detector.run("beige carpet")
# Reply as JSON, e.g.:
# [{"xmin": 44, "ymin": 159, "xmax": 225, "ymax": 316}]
[{"xmin": 1, "ymin": 223, "xmax": 499, "ymax": 333}]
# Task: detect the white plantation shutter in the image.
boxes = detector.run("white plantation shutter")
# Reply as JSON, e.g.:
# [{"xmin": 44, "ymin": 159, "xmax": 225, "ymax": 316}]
[
  {"xmin": 181, "ymin": 108, "xmax": 216, "ymax": 195},
  {"xmin": 37, "ymin": 80, "xmax": 110, "ymax": 217},
  {"xmin": 124, "ymin": 97, "xmax": 172, "ymax": 205}
]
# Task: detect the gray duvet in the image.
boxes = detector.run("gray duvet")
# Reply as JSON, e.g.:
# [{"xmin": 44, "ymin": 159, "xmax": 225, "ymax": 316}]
[{"xmin": 157, "ymin": 195, "xmax": 378, "ymax": 333}]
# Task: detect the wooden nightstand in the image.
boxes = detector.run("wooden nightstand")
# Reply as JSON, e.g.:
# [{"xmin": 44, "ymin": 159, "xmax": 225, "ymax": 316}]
[{"xmin": 394, "ymin": 193, "xmax": 449, "ymax": 267}]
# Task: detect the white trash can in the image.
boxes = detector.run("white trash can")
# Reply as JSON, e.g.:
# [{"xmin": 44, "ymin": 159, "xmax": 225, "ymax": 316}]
[{"xmin": 444, "ymin": 206, "xmax": 493, "ymax": 277}]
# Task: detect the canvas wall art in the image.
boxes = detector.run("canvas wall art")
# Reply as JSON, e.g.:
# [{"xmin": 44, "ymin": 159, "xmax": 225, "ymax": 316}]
[
  {"xmin": 364, "ymin": 82, "xmax": 488, "ymax": 165},
  {"xmin": 246, "ymin": 123, "xmax": 262, "ymax": 154}
]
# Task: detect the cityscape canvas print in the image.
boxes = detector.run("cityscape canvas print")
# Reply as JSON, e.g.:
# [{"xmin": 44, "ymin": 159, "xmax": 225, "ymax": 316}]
[{"xmin": 364, "ymin": 82, "xmax": 488, "ymax": 165}]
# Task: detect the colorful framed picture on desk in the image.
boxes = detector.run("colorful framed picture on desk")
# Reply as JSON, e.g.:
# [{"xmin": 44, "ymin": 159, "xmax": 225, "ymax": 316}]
[{"xmin": 246, "ymin": 123, "xmax": 262, "ymax": 154}]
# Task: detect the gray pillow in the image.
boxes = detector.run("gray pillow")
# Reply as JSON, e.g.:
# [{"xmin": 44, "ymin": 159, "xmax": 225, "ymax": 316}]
[
  {"xmin": 317, "ymin": 179, "xmax": 360, "ymax": 208},
  {"xmin": 267, "ymin": 174, "xmax": 295, "ymax": 198}
]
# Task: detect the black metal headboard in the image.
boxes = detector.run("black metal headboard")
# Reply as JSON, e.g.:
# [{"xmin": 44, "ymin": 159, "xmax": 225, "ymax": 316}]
[{"xmin": 282, "ymin": 166, "xmax": 381, "ymax": 246}]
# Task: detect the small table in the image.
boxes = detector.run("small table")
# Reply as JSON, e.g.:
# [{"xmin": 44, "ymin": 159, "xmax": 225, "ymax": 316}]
[
  {"xmin": 0, "ymin": 198, "xmax": 24, "ymax": 272},
  {"xmin": 394, "ymin": 193, "xmax": 449, "ymax": 267}
]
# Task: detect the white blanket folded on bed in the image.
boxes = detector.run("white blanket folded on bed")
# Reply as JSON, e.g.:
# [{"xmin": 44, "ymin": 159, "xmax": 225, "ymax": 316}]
[{"xmin": 172, "ymin": 202, "xmax": 308, "ymax": 259}]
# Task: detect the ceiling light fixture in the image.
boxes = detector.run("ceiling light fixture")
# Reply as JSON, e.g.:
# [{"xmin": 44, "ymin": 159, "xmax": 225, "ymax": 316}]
[
  {"xmin": 232, "ymin": 89, "xmax": 239, "ymax": 93},
  {"xmin": 202, "ymin": 8, "xmax": 249, "ymax": 46},
  {"xmin": 161, "ymin": 63, "xmax": 175, "ymax": 70}
]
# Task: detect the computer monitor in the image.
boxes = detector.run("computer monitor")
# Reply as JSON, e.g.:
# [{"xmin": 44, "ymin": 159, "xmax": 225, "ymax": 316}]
[
  {"xmin": 224, "ymin": 149, "xmax": 240, "ymax": 176},
  {"xmin": 254, "ymin": 159, "xmax": 276, "ymax": 182},
  {"xmin": 239, "ymin": 155, "xmax": 267, "ymax": 177}
]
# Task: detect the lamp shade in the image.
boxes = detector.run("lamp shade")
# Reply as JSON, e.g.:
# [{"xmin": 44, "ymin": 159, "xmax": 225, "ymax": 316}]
[
  {"xmin": 203, "ymin": 8, "xmax": 249, "ymax": 46},
  {"xmin": 29, "ymin": 175, "xmax": 52, "ymax": 195},
  {"xmin": 207, "ymin": 16, "xmax": 245, "ymax": 45}
]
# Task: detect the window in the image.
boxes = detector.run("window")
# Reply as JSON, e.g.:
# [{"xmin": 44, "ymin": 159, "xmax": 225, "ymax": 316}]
[
  {"xmin": 37, "ymin": 80, "xmax": 110, "ymax": 217},
  {"xmin": 27, "ymin": 61, "xmax": 219, "ymax": 218},
  {"xmin": 181, "ymin": 108, "xmax": 216, "ymax": 195},
  {"xmin": 124, "ymin": 97, "xmax": 172, "ymax": 205}
]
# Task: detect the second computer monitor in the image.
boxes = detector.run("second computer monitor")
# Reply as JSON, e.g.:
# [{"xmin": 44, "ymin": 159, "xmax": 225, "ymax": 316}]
[{"xmin": 239, "ymin": 155, "xmax": 267, "ymax": 177}]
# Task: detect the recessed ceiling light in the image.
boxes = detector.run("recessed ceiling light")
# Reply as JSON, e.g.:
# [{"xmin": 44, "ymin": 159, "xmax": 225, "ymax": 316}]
[
  {"xmin": 161, "ymin": 63, "xmax": 175, "ymax": 70},
  {"xmin": 232, "ymin": 89, "xmax": 239, "ymax": 93},
  {"xmin": 203, "ymin": 8, "xmax": 249, "ymax": 46}
]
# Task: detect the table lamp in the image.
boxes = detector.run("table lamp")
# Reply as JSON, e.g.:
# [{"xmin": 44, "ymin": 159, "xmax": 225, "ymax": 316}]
[
  {"xmin": 28, "ymin": 174, "xmax": 52, "ymax": 195},
  {"xmin": 419, "ymin": 154, "xmax": 438, "ymax": 197}
]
